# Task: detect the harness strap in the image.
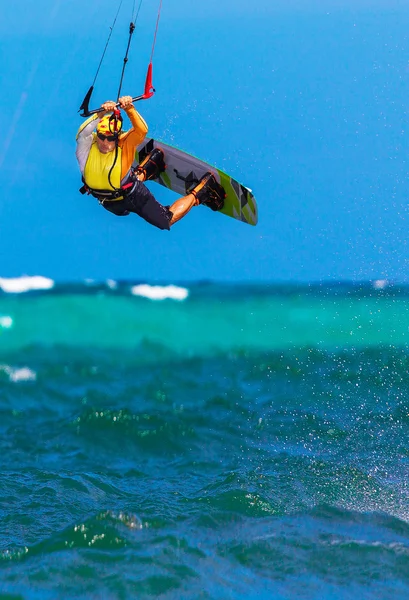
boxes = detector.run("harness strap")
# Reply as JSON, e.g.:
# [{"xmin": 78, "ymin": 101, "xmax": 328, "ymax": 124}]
[{"xmin": 79, "ymin": 180, "xmax": 135, "ymax": 202}]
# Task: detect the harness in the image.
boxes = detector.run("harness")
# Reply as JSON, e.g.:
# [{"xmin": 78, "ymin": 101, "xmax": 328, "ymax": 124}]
[
  {"xmin": 79, "ymin": 159, "xmax": 142, "ymax": 203},
  {"xmin": 79, "ymin": 178, "xmax": 135, "ymax": 202}
]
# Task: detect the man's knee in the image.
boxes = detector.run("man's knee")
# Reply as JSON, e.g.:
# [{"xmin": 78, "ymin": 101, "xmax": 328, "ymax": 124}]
[{"xmin": 156, "ymin": 214, "xmax": 172, "ymax": 230}]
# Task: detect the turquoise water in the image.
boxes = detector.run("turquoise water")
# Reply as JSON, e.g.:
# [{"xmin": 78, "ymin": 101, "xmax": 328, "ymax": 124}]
[{"xmin": 1, "ymin": 282, "xmax": 409, "ymax": 599}]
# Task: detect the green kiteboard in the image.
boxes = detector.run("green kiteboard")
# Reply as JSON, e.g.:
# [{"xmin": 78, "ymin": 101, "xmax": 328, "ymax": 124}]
[{"xmin": 135, "ymin": 138, "xmax": 258, "ymax": 226}]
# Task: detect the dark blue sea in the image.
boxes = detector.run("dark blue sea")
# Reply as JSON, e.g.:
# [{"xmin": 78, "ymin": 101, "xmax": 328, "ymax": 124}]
[{"xmin": 1, "ymin": 278, "xmax": 409, "ymax": 599}]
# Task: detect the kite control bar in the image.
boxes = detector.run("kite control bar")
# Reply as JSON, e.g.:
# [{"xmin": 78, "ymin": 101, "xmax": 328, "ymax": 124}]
[
  {"xmin": 79, "ymin": 0, "xmax": 162, "ymax": 118},
  {"xmin": 79, "ymin": 63, "xmax": 155, "ymax": 117}
]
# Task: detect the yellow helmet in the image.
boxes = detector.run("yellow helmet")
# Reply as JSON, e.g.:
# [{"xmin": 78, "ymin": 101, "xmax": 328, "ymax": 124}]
[{"xmin": 97, "ymin": 113, "xmax": 123, "ymax": 137}]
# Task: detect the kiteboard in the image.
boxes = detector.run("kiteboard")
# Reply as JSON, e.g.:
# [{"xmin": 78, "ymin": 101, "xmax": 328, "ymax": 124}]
[{"xmin": 135, "ymin": 138, "xmax": 258, "ymax": 226}]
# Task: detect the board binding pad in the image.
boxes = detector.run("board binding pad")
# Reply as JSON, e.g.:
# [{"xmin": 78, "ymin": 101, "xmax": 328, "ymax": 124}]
[{"xmin": 135, "ymin": 138, "xmax": 258, "ymax": 226}]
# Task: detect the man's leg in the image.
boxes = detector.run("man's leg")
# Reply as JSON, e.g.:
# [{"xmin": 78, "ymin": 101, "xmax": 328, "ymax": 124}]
[
  {"xmin": 135, "ymin": 170, "xmax": 198, "ymax": 227},
  {"xmin": 125, "ymin": 179, "xmax": 173, "ymax": 230},
  {"xmin": 168, "ymin": 194, "xmax": 198, "ymax": 225}
]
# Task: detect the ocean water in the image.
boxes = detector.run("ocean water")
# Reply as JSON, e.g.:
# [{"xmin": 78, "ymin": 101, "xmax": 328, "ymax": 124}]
[{"xmin": 1, "ymin": 278, "xmax": 409, "ymax": 599}]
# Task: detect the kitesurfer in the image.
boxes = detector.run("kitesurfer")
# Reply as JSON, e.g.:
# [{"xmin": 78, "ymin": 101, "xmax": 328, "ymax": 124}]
[{"xmin": 76, "ymin": 95, "xmax": 225, "ymax": 230}]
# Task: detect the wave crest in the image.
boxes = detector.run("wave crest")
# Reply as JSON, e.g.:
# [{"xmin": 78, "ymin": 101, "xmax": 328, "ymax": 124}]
[{"xmin": 0, "ymin": 276, "xmax": 54, "ymax": 293}]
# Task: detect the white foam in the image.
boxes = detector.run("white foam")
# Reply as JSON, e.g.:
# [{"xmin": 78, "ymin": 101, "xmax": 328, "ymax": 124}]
[
  {"xmin": 0, "ymin": 365, "xmax": 37, "ymax": 382},
  {"xmin": 0, "ymin": 276, "xmax": 54, "ymax": 293},
  {"xmin": 9, "ymin": 367, "xmax": 37, "ymax": 382},
  {"xmin": 106, "ymin": 279, "xmax": 118, "ymax": 289},
  {"xmin": 373, "ymin": 279, "xmax": 388, "ymax": 290},
  {"xmin": 0, "ymin": 316, "xmax": 12, "ymax": 328},
  {"xmin": 130, "ymin": 284, "xmax": 189, "ymax": 301}
]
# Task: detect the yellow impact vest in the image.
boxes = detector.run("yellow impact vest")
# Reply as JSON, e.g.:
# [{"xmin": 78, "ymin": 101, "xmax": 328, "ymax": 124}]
[{"xmin": 84, "ymin": 140, "xmax": 123, "ymax": 191}]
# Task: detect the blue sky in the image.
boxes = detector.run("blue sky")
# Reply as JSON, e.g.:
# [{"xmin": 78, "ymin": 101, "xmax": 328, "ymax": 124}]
[{"xmin": 1, "ymin": 0, "xmax": 409, "ymax": 282}]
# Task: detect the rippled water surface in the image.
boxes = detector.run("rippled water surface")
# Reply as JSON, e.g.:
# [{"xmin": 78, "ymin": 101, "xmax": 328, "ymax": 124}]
[{"xmin": 1, "ymin": 282, "xmax": 409, "ymax": 599}]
